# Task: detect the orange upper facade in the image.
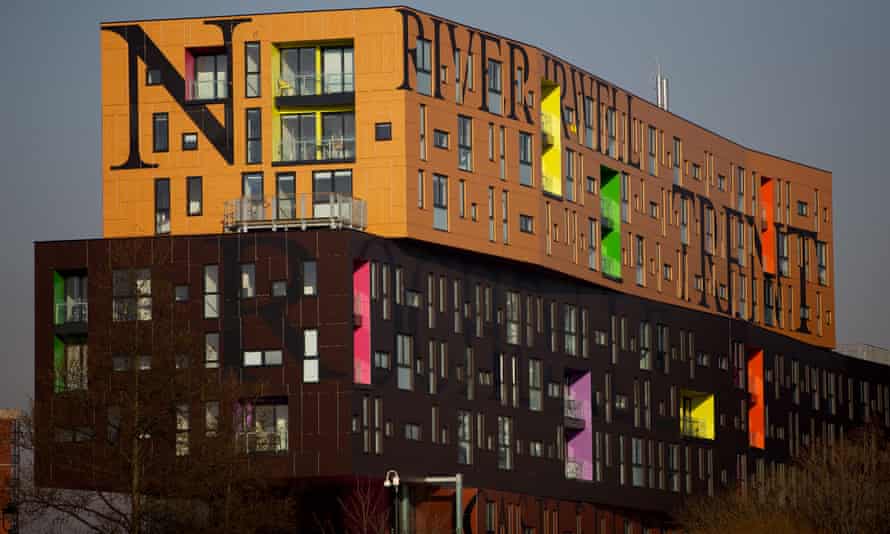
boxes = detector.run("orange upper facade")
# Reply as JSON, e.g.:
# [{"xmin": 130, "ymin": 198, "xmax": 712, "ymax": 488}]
[{"xmin": 100, "ymin": 6, "xmax": 835, "ymax": 348}]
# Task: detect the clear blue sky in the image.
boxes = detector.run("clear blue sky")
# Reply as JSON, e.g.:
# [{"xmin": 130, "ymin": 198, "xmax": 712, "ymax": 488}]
[{"xmin": 2, "ymin": 0, "xmax": 888, "ymax": 408}]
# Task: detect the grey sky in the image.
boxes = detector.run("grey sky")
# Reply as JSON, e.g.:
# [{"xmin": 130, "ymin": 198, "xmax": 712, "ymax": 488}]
[{"xmin": 2, "ymin": 0, "xmax": 888, "ymax": 409}]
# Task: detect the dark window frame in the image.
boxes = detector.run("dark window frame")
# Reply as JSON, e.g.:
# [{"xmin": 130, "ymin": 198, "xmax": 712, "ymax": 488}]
[
  {"xmin": 186, "ymin": 176, "xmax": 203, "ymax": 216},
  {"xmin": 375, "ymin": 122, "xmax": 392, "ymax": 141},
  {"xmin": 242, "ymin": 172, "xmax": 264, "ymax": 199},
  {"xmin": 152, "ymin": 112, "xmax": 169, "ymax": 153},
  {"xmin": 154, "ymin": 178, "xmax": 170, "ymax": 235},
  {"xmin": 146, "ymin": 68, "xmax": 161, "ymax": 86},
  {"xmin": 433, "ymin": 129, "xmax": 450, "ymax": 149},
  {"xmin": 246, "ymin": 108, "xmax": 262, "ymax": 164},
  {"xmin": 182, "ymin": 132, "xmax": 198, "ymax": 151},
  {"xmin": 244, "ymin": 41, "xmax": 261, "ymax": 98}
]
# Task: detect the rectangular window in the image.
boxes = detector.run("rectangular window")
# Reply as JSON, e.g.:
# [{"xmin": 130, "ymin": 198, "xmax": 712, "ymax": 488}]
[
  {"xmin": 182, "ymin": 132, "xmax": 198, "ymax": 151},
  {"xmin": 152, "ymin": 113, "xmax": 168, "ymax": 152},
  {"xmin": 397, "ymin": 334, "xmax": 414, "ymax": 390},
  {"xmin": 302, "ymin": 260, "xmax": 317, "ymax": 296},
  {"xmin": 204, "ymin": 332, "xmax": 219, "ymax": 368},
  {"xmin": 584, "ymin": 97, "xmax": 595, "ymax": 148},
  {"xmin": 458, "ymin": 411, "xmax": 473, "ymax": 465},
  {"xmin": 112, "ymin": 268, "xmax": 152, "ymax": 322},
  {"xmin": 635, "ymin": 235, "xmax": 645, "ymax": 286},
  {"xmin": 203, "ymin": 265, "xmax": 219, "ymax": 319},
  {"xmin": 416, "ymin": 38, "xmax": 432, "ymax": 96},
  {"xmin": 565, "ymin": 149, "xmax": 575, "ymax": 202},
  {"xmin": 778, "ymin": 232, "xmax": 789, "ymax": 276},
  {"xmin": 501, "ymin": 191, "xmax": 509, "ymax": 244},
  {"xmin": 154, "ymin": 178, "xmax": 170, "ymax": 234},
  {"xmin": 519, "ymin": 132, "xmax": 533, "ymax": 186},
  {"xmin": 239, "ymin": 402, "xmax": 288, "ymax": 453},
  {"xmin": 321, "ymin": 112, "xmax": 355, "ymax": 160},
  {"xmin": 564, "ymin": 304, "xmax": 577, "ymax": 356},
  {"xmin": 303, "ymin": 329, "xmax": 319, "ymax": 382},
  {"xmin": 458, "ymin": 115, "xmax": 473, "ymax": 171},
  {"xmin": 506, "ymin": 291, "xmax": 520, "ymax": 345},
  {"xmin": 588, "ymin": 218, "xmax": 598, "ymax": 271},
  {"xmin": 639, "ymin": 321, "xmax": 652, "ymax": 370},
  {"xmin": 519, "ymin": 214, "xmax": 534, "ymax": 234},
  {"xmin": 192, "ymin": 52, "xmax": 227, "ymax": 100},
  {"xmin": 487, "ymin": 60, "xmax": 502, "ymax": 115},
  {"xmin": 279, "ymin": 113, "xmax": 315, "ymax": 162},
  {"xmin": 817, "ymin": 241, "xmax": 828, "ymax": 285},
  {"xmin": 187, "ymin": 177, "xmax": 202, "ymax": 216},
  {"xmin": 433, "ymin": 129, "xmax": 449, "ymax": 149},
  {"xmin": 175, "ymin": 404, "xmax": 190, "ymax": 456},
  {"xmin": 240, "ymin": 264, "xmax": 255, "ymax": 298},
  {"xmin": 529, "ymin": 359, "xmax": 543, "ymax": 411},
  {"xmin": 632, "ymin": 438, "xmax": 645, "ymax": 487},
  {"xmin": 672, "ymin": 137, "xmax": 682, "ymax": 184},
  {"xmin": 245, "ymin": 42, "xmax": 260, "ymax": 98},
  {"xmin": 647, "ymin": 126, "xmax": 657, "ymax": 175},
  {"xmin": 499, "ymin": 126, "xmax": 506, "ymax": 180},
  {"xmin": 606, "ymin": 108, "xmax": 617, "ymax": 158},
  {"xmin": 419, "ymin": 104, "xmax": 427, "ymax": 160},
  {"xmin": 433, "ymin": 174, "xmax": 449, "ymax": 231},
  {"xmin": 321, "ymin": 46, "xmax": 354, "ymax": 94},
  {"xmin": 797, "ymin": 201, "xmax": 808, "ymax": 216},
  {"xmin": 459, "ymin": 180, "xmax": 466, "ymax": 218},
  {"xmin": 243, "ymin": 349, "xmax": 283, "ymax": 367},
  {"xmin": 497, "ymin": 416, "xmax": 513, "ymax": 470},
  {"xmin": 418, "ymin": 170, "xmax": 425, "ymax": 209},
  {"xmin": 246, "ymin": 108, "xmax": 262, "ymax": 164}
]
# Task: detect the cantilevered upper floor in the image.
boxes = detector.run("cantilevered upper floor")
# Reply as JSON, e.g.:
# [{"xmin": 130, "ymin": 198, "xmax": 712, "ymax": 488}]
[{"xmin": 100, "ymin": 5, "xmax": 835, "ymax": 348}]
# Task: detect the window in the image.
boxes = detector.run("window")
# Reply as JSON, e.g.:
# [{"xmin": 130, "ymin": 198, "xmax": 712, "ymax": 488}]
[
  {"xmin": 204, "ymin": 333, "xmax": 219, "ymax": 368},
  {"xmin": 519, "ymin": 132, "xmax": 533, "ymax": 186},
  {"xmin": 242, "ymin": 171, "xmax": 262, "ymax": 202},
  {"xmin": 529, "ymin": 359, "xmax": 543, "ymax": 411},
  {"xmin": 154, "ymin": 178, "xmax": 170, "ymax": 234},
  {"xmin": 374, "ymin": 351, "xmax": 391, "ymax": 370},
  {"xmin": 175, "ymin": 404, "xmax": 190, "ymax": 456},
  {"xmin": 186, "ymin": 177, "xmax": 202, "ymax": 216},
  {"xmin": 375, "ymin": 122, "xmax": 392, "ymax": 141},
  {"xmin": 778, "ymin": 232, "xmax": 789, "ymax": 276},
  {"xmin": 174, "ymin": 285, "xmax": 189, "ymax": 303},
  {"xmin": 205, "ymin": 401, "xmax": 219, "ymax": 437},
  {"xmin": 182, "ymin": 132, "xmax": 198, "ymax": 151},
  {"xmin": 203, "ymin": 265, "xmax": 219, "ymax": 319},
  {"xmin": 519, "ymin": 214, "xmax": 534, "ymax": 234},
  {"xmin": 418, "ymin": 170, "xmax": 425, "ymax": 209},
  {"xmin": 635, "ymin": 235, "xmax": 645, "ymax": 286},
  {"xmin": 459, "ymin": 180, "xmax": 466, "ymax": 218},
  {"xmin": 672, "ymin": 137, "xmax": 682, "ymax": 184},
  {"xmin": 146, "ymin": 68, "xmax": 161, "ymax": 85},
  {"xmin": 419, "ymin": 104, "xmax": 427, "ymax": 160},
  {"xmin": 458, "ymin": 411, "xmax": 472, "ymax": 464},
  {"xmin": 404, "ymin": 423, "xmax": 422, "ymax": 441},
  {"xmin": 564, "ymin": 304, "xmax": 577, "ymax": 356},
  {"xmin": 458, "ymin": 115, "xmax": 473, "ymax": 171},
  {"xmin": 565, "ymin": 149, "xmax": 575, "ymax": 202},
  {"xmin": 433, "ymin": 174, "xmax": 448, "ymax": 231},
  {"xmin": 240, "ymin": 264, "xmax": 255, "ymax": 298},
  {"xmin": 717, "ymin": 174, "xmax": 726, "ymax": 191},
  {"xmin": 433, "ymin": 129, "xmax": 450, "ymax": 149},
  {"xmin": 271, "ymin": 281, "xmax": 286, "ymax": 297},
  {"xmin": 321, "ymin": 112, "xmax": 355, "ymax": 160},
  {"xmin": 584, "ymin": 97, "xmax": 595, "ymax": 148},
  {"xmin": 621, "ymin": 173, "xmax": 629, "ymax": 223},
  {"xmin": 487, "ymin": 60, "xmax": 502, "ymax": 114},
  {"xmin": 506, "ymin": 291, "xmax": 520, "ymax": 345},
  {"xmin": 587, "ymin": 218, "xmax": 598, "ymax": 271},
  {"xmin": 302, "ymin": 260, "xmax": 317, "ymax": 296},
  {"xmin": 797, "ymin": 201, "xmax": 808, "ymax": 216},
  {"xmin": 152, "ymin": 113, "xmax": 168, "ymax": 152},
  {"xmin": 246, "ymin": 108, "xmax": 262, "ymax": 164},
  {"xmin": 817, "ymin": 241, "xmax": 828, "ymax": 285},
  {"xmin": 416, "ymin": 38, "xmax": 432, "ymax": 95},
  {"xmin": 57, "ymin": 342, "xmax": 87, "ymax": 392},
  {"xmin": 245, "ymin": 42, "xmax": 260, "ymax": 97},
  {"xmin": 274, "ymin": 173, "xmax": 296, "ymax": 219},
  {"xmin": 244, "ymin": 349, "xmax": 283, "ymax": 367},
  {"xmin": 280, "ymin": 47, "xmax": 315, "ymax": 96},
  {"xmin": 606, "ymin": 108, "xmax": 616, "ymax": 158},
  {"xmin": 321, "ymin": 46, "xmax": 354, "ymax": 94},
  {"xmin": 396, "ymin": 334, "xmax": 414, "ymax": 390},
  {"xmin": 692, "ymin": 163, "xmax": 701, "ymax": 181},
  {"xmin": 303, "ymin": 329, "xmax": 319, "ymax": 382},
  {"xmin": 639, "ymin": 321, "xmax": 651, "ymax": 370},
  {"xmin": 647, "ymin": 126, "xmax": 657, "ymax": 174},
  {"xmin": 501, "ymin": 191, "xmax": 509, "ymax": 244},
  {"xmin": 312, "ymin": 170, "xmax": 353, "ymax": 215},
  {"xmin": 497, "ymin": 416, "xmax": 513, "ymax": 470},
  {"xmin": 112, "ymin": 269, "xmax": 151, "ymax": 321},
  {"xmin": 239, "ymin": 402, "xmax": 288, "ymax": 453},
  {"xmin": 192, "ymin": 52, "xmax": 227, "ymax": 100},
  {"xmin": 632, "ymin": 438, "xmax": 645, "ymax": 487},
  {"xmin": 279, "ymin": 113, "xmax": 315, "ymax": 162},
  {"xmin": 704, "ymin": 207, "xmax": 714, "ymax": 254}
]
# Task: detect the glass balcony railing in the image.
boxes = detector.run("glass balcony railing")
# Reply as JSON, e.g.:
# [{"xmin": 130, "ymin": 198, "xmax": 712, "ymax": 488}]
[
  {"xmin": 276, "ymin": 137, "xmax": 355, "ymax": 163},
  {"xmin": 600, "ymin": 197, "xmax": 620, "ymax": 224},
  {"xmin": 680, "ymin": 416, "xmax": 708, "ymax": 439},
  {"xmin": 564, "ymin": 398, "xmax": 588, "ymax": 420},
  {"xmin": 601, "ymin": 256, "xmax": 622, "ymax": 279},
  {"xmin": 540, "ymin": 113, "xmax": 556, "ymax": 146},
  {"xmin": 276, "ymin": 73, "xmax": 355, "ymax": 97},
  {"xmin": 55, "ymin": 300, "xmax": 88, "ymax": 325},
  {"xmin": 236, "ymin": 431, "xmax": 287, "ymax": 453},
  {"xmin": 224, "ymin": 193, "xmax": 367, "ymax": 233},
  {"xmin": 188, "ymin": 80, "xmax": 227, "ymax": 101}
]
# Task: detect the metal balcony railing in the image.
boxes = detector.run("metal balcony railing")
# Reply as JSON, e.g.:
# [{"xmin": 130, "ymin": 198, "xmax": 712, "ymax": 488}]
[
  {"xmin": 55, "ymin": 300, "xmax": 88, "ymax": 324},
  {"xmin": 223, "ymin": 193, "xmax": 367, "ymax": 233},
  {"xmin": 276, "ymin": 137, "xmax": 356, "ymax": 163},
  {"xmin": 236, "ymin": 431, "xmax": 287, "ymax": 453},
  {"xmin": 276, "ymin": 72, "xmax": 355, "ymax": 97},
  {"xmin": 680, "ymin": 416, "xmax": 708, "ymax": 439}
]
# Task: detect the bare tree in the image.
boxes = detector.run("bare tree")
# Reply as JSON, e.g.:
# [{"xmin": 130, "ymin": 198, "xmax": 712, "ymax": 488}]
[
  {"xmin": 26, "ymin": 240, "xmax": 295, "ymax": 534},
  {"xmin": 678, "ymin": 426, "xmax": 890, "ymax": 534}
]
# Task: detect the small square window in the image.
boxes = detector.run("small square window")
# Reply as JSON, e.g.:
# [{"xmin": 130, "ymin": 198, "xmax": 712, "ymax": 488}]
[
  {"xmin": 138, "ymin": 355, "xmax": 152, "ymax": 371},
  {"xmin": 433, "ymin": 130, "xmax": 450, "ymax": 149},
  {"xmin": 175, "ymin": 285, "xmax": 189, "ymax": 302},
  {"xmin": 375, "ymin": 122, "xmax": 392, "ymax": 141},
  {"xmin": 175, "ymin": 354, "xmax": 190, "ymax": 369},
  {"xmin": 182, "ymin": 133, "xmax": 198, "ymax": 151},
  {"xmin": 272, "ymin": 280, "xmax": 287, "ymax": 297},
  {"xmin": 146, "ymin": 68, "xmax": 161, "ymax": 86}
]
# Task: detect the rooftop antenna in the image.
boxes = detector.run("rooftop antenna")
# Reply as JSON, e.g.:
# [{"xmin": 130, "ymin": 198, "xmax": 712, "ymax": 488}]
[{"xmin": 655, "ymin": 59, "xmax": 670, "ymax": 112}]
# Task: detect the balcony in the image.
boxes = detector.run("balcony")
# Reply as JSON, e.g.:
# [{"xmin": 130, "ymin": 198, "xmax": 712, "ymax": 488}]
[
  {"xmin": 275, "ymin": 72, "xmax": 355, "ymax": 107},
  {"xmin": 236, "ymin": 431, "xmax": 287, "ymax": 454},
  {"xmin": 541, "ymin": 114, "xmax": 556, "ymax": 146},
  {"xmin": 275, "ymin": 136, "xmax": 355, "ymax": 164},
  {"xmin": 600, "ymin": 197, "xmax": 620, "ymax": 224},
  {"xmin": 680, "ymin": 417, "xmax": 708, "ymax": 439},
  {"xmin": 187, "ymin": 79, "xmax": 227, "ymax": 102},
  {"xmin": 600, "ymin": 256, "xmax": 621, "ymax": 279},
  {"xmin": 223, "ymin": 193, "xmax": 367, "ymax": 233},
  {"xmin": 55, "ymin": 300, "xmax": 88, "ymax": 325},
  {"xmin": 564, "ymin": 398, "xmax": 588, "ymax": 430},
  {"xmin": 565, "ymin": 458, "xmax": 591, "ymax": 480}
]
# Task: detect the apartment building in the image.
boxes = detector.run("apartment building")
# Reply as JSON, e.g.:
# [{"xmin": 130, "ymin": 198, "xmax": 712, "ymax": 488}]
[{"xmin": 34, "ymin": 6, "xmax": 878, "ymax": 533}]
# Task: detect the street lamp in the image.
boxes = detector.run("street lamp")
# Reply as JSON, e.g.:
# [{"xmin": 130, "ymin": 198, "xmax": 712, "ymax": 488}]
[{"xmin": 383, "ymin": 469, "xmax": 400, "ymax": 534}]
